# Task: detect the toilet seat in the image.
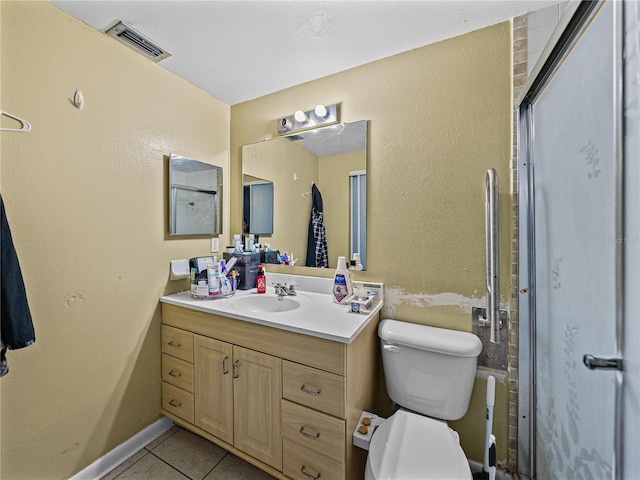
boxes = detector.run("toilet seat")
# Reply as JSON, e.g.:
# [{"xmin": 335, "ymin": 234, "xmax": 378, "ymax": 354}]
[{"xmin": 365, "ymin": 409, "xmax": 472, "ymax": 480}]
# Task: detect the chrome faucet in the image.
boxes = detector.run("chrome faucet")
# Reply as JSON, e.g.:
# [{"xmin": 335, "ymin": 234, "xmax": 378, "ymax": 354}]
[{"xmin": 273, "ymin": 283, "xmax": 296, "ymax": 298}]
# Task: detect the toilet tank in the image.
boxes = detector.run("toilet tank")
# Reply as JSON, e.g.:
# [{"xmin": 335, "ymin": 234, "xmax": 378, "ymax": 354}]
[{"xmin": 379, "ymin": 319, "xmax": 483, "ymax": 421}]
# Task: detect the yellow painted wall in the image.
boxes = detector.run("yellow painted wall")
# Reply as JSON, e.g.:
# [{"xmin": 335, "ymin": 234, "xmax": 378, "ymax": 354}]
[
  {"xmin": 0, "ymin": 2, "xmax": 230, "ymax": 479},
  {"xmin": 319, "ymin": 150, "xmax": 366, "ymax": 266},
  {"xmin": 231, "ymin": 22, "xmax": 513, "ymax": 464},
  {"xmin": 1, "ymin": 1, "xmax": 515, "ymax": 476},
  {"xmin": 242, "ymin": 138, "xmax": 317, "ymax": 256}
]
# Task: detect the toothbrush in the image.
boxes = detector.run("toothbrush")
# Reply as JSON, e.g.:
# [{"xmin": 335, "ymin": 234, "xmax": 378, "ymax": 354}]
[{"xmin": 226, "ymin": 256, "xmax": 237, "ymax": 271}]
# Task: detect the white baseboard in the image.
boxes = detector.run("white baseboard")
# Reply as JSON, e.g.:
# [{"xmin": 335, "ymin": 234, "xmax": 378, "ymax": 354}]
[{"xmin": 69, "ymin": 416, "xmax": 175, "ymax": 480}]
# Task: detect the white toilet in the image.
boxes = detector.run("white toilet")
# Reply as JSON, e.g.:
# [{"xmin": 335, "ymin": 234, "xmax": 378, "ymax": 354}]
[{"xmin": 365, "ymin": 318, "xmax": 483, "ymax": 480}]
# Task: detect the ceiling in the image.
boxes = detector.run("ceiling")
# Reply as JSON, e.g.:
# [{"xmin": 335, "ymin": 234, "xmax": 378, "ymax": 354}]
[{"xmin": 50, "ymin": 0, "xmax": 560, "ymax": 105}]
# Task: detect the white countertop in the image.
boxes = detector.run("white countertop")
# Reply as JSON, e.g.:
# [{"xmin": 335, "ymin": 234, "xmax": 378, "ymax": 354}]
[{"xmin": 160, "ymin": 273, "xmax": 382, "ymax": 344}]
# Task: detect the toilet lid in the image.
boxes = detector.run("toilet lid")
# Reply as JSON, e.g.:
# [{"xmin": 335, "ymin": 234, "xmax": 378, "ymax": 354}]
[{"xmin": 367, "ymin": 410, "xmax": 472, "ymax": 480}]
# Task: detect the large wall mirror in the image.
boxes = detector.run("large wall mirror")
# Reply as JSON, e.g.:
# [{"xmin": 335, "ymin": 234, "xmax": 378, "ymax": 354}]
[
  {"xmin": 242, "ymin": 120, "xmax": 367, "ymax": 270},
  {"xmin": 169, "ymin": 154, "xmax": 223, "ymax": 235}
]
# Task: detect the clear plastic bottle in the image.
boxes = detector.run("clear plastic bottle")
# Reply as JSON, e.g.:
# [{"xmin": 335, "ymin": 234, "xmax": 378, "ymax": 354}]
[
  {"xmin": 332, "ymin": 256, "xmax": 353, "ymax": 304},
  {"xmin": 208, "ymin": 261, "xmax": 220, "ymax": 295}
]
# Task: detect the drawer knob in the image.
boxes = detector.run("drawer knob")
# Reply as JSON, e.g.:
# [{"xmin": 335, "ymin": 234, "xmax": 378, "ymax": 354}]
[
  {"xmin": 299, "ymin": 426, "xmax": 321, "ymax": 440},
  {"xmin": 169, "ymin": 399, "xmax": 182, "ymax": 407},
  {"xmin": 168, "ymin": 341, "xmax": 182, "ymax": 348},
  {"xmin": 300, "ymin": 384, "xmax": 321, "ymax": 396},
  {"xmin": 168, "ymin": 370, "xmax": 182, "ymax": 378},
  {"xmin": 301, "ymin": 465, "xmax": 321, "ymax": 480}
]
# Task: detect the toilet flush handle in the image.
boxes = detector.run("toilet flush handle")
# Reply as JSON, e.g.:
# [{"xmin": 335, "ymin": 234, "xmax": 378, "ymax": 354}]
[{"xmin": 383, "ymin": 344, "xmax": 399, "ymax": 353}]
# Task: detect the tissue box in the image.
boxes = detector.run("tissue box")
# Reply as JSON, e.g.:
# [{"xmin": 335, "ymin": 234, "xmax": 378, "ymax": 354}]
[{"xmin": 223, "ymin": 252, "xmax": 260, "ymax": 290}]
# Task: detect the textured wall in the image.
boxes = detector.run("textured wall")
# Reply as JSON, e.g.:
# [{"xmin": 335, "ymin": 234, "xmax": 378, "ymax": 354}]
[
  {"xmin": 0, "ymin": 2, "xmax": 230, "ymax": 478},
  {"xmin": 231, "ymin": 22, "xmax": 513, "ymax": 464},
  {"xmin": 0, "ymin": 1, "xmax": 515, "ymax": 475}
]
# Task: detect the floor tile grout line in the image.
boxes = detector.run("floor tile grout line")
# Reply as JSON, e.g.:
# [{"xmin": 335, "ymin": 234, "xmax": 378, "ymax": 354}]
[
  {"xmin": 144, "ymin": 425, "xmax": 182, "ymax": 453},
  {"xmin": 107, "ymin": 426, "xmax": 243, "ymax": 480},
  {"xmin": 202, "ymin": 451, "xmax": 230, "ymax": 479},
  {"xmin": 105, "ymin": 450, "xmax": 150, "ymax": 480},
  {"xmin": 145, "ymin": 448, "xmax": 230, "ymax": 480},
  {"xmin": 147, "ymin": 450, "xmax": 194, "ymax": 480}
]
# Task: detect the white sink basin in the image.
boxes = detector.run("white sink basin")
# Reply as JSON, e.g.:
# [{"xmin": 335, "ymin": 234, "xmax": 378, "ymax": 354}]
[{"xmin": 231, "ymin": 294, "xmax": 301, "ymax": 313}]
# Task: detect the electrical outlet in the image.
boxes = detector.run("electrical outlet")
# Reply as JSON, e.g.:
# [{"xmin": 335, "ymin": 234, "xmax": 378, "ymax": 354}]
[{"xmin": 211, "ymin": 237, "xmax": 220, "ymax": 252}]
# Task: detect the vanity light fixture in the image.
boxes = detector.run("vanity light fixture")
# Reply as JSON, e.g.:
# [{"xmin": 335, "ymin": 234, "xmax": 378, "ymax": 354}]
[{"xmin": 278, "ymin": 103, "xmax": 339, "ymax": 135}]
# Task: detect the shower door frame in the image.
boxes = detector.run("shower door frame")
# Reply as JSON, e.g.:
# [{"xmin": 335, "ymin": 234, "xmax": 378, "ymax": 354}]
[{"xmin": 517, "ymin": 1, "xmax": 625, "ymax": 478}]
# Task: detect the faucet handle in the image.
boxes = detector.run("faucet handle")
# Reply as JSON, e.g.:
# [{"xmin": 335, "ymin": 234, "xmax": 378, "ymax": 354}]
[{"xmin": 288, "ymin": 284, "xmax": 297, "ymax": 295}]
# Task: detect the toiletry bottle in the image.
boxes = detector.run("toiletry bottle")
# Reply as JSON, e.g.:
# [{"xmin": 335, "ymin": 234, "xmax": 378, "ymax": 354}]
[
  {"xmin": 197, "ymin": 280, "xmax": 209, "ymax": 297},
  {"xmin": 208, "ymin": 261, "xmax": 220, "ymax": 295},
  {"xmin": 190, "ymin": 257, "xmax": 199, "ymax": 294},
  {"xmin": 219, "ymin": 259, "xmax": 230, "ymax": 295},
  {"xmin": 256, "ymin": 265, "xmax": 266, "ymax": 294},
  {"xmin": 333, "ymin": 256, "xmax": 354, "ymax": 304}
]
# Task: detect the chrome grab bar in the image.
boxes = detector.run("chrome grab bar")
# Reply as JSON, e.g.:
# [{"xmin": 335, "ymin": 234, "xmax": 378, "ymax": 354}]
[{"xmin": 485, "ymin": 168, "xmax": 500, "ymax": 344}]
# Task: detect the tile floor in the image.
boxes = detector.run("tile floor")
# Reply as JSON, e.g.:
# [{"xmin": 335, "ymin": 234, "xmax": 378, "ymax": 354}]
[{"xmin": 101, "ymin": 426, "xmax": 277, "ymax": 480}]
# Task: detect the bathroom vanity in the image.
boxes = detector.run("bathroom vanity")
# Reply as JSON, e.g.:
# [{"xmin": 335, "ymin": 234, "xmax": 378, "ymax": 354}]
[{"xmin": 160, "ymin": 275, "xmax": 382, "ymax": 480}]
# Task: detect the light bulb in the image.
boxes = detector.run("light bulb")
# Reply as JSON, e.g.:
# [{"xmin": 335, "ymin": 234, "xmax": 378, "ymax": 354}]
[
  {"xmin": 294, "ymin": 110, "xmax": 308, "ymax": 123},
  {"xmin": 281, "ymin": 118, "xmax": 292, "ymax": 129},
  {"xmin": 314, "ymin": 104, "xmax": 327, "ymax": 118}
]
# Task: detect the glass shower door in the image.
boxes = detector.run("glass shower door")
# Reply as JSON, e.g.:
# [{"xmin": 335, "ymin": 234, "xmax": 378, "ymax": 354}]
[{"xmin": 520, "ymin": 1, "xmax": 623, "ymax": 478}]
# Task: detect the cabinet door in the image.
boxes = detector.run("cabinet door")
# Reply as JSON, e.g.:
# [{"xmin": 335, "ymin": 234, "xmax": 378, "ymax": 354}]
[
  {"xmin": 194, "ymin": 335, "xmax": 233, "ymax": 444},
  {"xmin": 233, "ymin": 345, "xmax": 282, "ymax": 470}
]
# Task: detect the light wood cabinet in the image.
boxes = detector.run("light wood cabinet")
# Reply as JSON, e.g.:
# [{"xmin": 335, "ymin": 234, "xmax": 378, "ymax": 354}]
[
  {"xmin": 160, "ymin": 302, "xmax": 379, "ymax": 480},
  {"xmin": 193, "ymin": 335, "xmax": 233, "ymax": 444},
  {"xmin": 233, "ymin": 345, "xmax": 282, "ymax": 470}
]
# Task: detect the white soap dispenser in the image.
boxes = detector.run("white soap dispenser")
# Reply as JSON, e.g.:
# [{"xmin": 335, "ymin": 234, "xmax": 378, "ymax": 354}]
[{"xmin": 332, "ymin": 256, "xmax": 354, "ymax": 304}]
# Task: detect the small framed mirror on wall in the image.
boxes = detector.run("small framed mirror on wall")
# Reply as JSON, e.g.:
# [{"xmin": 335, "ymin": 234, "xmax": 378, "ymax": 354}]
[{"xmin": 169, "ymin": 154, "xmax": 223, "ymax": 236}]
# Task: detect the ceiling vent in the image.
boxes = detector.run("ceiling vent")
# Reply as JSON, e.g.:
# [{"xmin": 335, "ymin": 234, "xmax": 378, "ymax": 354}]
[{"xmin": 105, "ymin": 21, "xmax": 171, "ymax": 62}]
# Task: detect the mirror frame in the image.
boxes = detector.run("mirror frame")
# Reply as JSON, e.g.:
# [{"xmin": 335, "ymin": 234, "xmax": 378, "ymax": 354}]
[
  {"xmin": 241, "ymin": 120, "xmax": 367, "ymax": 269},
  {"xmin": 169, "ymin": 154, "xmax": 223, "ymax": 236}
]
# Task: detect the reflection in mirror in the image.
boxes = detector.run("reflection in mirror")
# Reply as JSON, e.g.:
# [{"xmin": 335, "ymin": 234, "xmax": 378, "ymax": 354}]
[
  {"xmin": 242, "ymin": 120, "xmax": 367, "ymax": 270},
  {"xmin": 169, "ymin": 154, "xmax": 223, "ymax": 235},
  {"xmin": 243, "ymin": 175, "xmax": 274, "ymax": 235}
]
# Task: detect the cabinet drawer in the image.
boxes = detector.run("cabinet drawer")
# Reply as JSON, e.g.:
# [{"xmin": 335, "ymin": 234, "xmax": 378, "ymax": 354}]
[
  {"xmin": 281, "ymin": 400, "xmax": 345, "ymax": 461},
  {"xmin": 162, "ymin": 325, "xmax": 193, "ymax": 363},
  {"xmin": 162, "ymin": 382, "xmax": 194, "ymax": 424},
  {"xmin": 283, "ymin": 361, "xmax": 345, "ymax": 418},
  {"xmin": 283, "ymin": 438, "xmax": 345, "ymax": 480},
  {"xmin": 162, "ymin": 354, "xmax": 194, "ymax": 392}
]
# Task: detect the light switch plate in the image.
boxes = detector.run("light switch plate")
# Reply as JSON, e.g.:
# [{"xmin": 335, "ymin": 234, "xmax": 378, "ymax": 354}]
[{"xmin": 211, "ymin": 237, "xmax": 220, "ymax": 252}]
